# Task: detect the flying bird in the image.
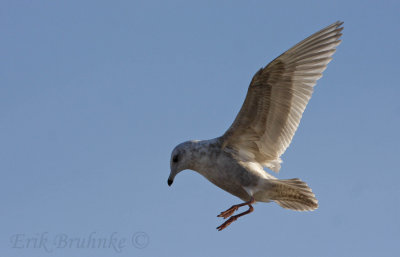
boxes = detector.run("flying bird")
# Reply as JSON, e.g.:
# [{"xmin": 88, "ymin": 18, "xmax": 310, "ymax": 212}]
[{"xmin": 168, "ymin": 21, "xmax": 343, "ymax": 231}]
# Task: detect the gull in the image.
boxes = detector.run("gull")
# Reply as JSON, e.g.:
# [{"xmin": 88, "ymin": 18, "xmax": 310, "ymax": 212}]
[{"xmin": 167, "ymin": 21, "xmax": 343, "ymax": 231}]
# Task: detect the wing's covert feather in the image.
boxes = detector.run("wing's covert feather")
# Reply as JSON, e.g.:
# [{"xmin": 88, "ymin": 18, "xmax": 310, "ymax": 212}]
[{"xmin": 221, "ymin": 21, "xmax": 343, "ymax": 172}]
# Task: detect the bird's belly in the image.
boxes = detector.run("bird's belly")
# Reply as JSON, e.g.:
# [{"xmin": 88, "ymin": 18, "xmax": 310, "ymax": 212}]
[
  {"xmin": 201, "ymin": 166, "xmax": 255, "ymax": 201},
  {"xmin": 210, "ymin": 178, "xmax": 251, "ymax": 201},
  {"xmin": 195, "ymin": 149, "xmax": 261, "ymax": 201}
]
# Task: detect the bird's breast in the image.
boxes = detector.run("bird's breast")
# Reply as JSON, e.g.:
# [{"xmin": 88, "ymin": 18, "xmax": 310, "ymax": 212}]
[{"xmin": 193, "ymin": 149, "xmax": 259, "ymax": 201}]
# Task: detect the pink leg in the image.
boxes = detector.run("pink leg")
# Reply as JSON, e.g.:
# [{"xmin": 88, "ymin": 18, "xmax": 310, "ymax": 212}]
[
  {"xmin": 216, "ymin": 197, "xmax": 255, "ymax": 231},
  {"xmin": 217, "ymin": 204, "xmax": 254, "ymax": 231},
  {"xmin": 217, "ymin": 197, "xmax": 255, "ymax": 219}
]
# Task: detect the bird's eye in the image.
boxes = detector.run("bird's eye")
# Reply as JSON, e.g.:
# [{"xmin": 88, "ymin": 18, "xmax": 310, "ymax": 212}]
[{"xmin": 172, "ymin": 155, "xmax": 179, "ymax": 163}]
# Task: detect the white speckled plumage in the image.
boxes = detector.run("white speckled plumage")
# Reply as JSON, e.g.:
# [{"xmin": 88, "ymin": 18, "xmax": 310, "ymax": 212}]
[{"xmin": 168, "ymin": 21, "xmax": 343, "ymax": 229}]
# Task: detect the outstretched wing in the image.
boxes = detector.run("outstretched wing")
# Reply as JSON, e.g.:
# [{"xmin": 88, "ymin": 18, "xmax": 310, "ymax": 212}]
[{"xmin": 221, "ymin": 21, "xmax": 343, "ymax": 172}]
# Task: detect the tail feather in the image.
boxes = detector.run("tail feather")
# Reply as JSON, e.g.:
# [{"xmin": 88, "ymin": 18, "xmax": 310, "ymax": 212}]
[{"xmin": 271, "ymin": 178, "xmax": 318, "ymax": 211}]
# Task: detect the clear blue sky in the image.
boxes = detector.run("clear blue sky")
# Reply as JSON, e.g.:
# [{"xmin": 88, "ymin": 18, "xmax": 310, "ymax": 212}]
[{"xmin": 1, "ymin": 0, "xmax": 399, "ymax": 256}]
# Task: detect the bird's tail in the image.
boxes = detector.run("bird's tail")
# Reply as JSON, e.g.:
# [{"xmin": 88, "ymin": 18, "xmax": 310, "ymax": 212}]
[{"xmin": 257, "ymin": 178, "xmax": 318, "ymax": 211}]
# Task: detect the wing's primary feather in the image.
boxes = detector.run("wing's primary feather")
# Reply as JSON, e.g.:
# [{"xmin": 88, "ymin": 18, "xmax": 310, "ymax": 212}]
[{"xmin": 221, "ymin": 21, "xmax": 343, "ymax": 172}]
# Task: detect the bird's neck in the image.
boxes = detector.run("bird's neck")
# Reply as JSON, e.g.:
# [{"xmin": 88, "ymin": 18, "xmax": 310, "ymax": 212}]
[{"xmin": 185, "ymin": 138, "xmax": 222, "ymax": 174}]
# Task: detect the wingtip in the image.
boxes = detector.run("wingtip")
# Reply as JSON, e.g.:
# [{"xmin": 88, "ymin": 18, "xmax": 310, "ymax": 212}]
[{"xmin": 336, "ymin": 21, "xmax": 344, "ymax": 28}]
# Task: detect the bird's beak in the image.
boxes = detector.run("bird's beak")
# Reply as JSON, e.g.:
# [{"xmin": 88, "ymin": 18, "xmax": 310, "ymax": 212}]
[
  {"xmin": 167, "ymin": 178, "xmax": 173, "ymax": 186},
  {"xmin": 168, "ymin": 169, "xmax": 178, "ymax": 187}
]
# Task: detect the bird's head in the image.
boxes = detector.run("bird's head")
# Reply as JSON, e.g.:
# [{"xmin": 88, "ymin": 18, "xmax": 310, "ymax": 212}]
[{"xmin": 167, "ymin": 141, "xmax": 197, "ymax": 186}]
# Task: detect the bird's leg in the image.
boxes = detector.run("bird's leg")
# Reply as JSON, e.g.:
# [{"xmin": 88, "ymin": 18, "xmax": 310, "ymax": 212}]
[
  {"xmin": 218, "ymin": 197, "xmax": 255, "ymax": 219},
  {"xmin": 217, "ymin": 204, "xmax": 254, "ymax": 231}
]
